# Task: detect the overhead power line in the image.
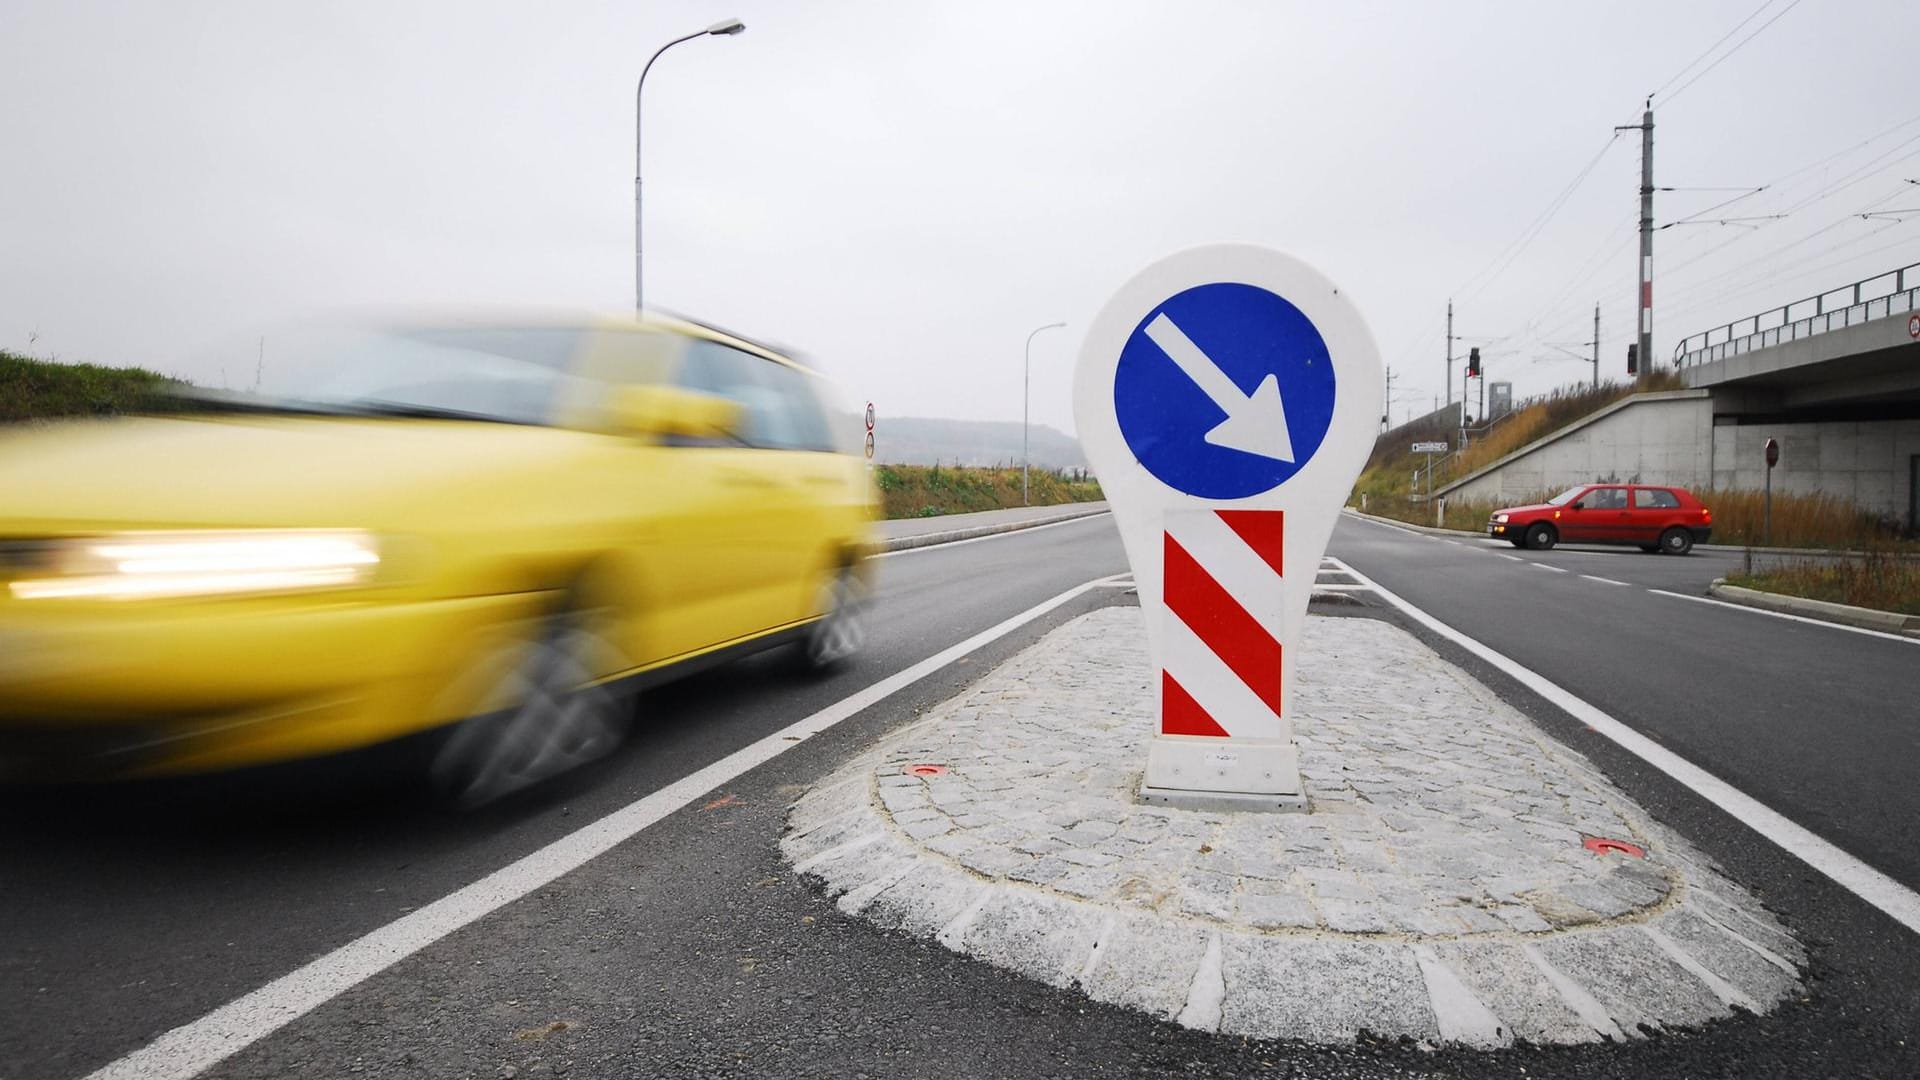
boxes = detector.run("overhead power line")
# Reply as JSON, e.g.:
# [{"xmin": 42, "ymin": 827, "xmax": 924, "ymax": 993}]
[{"xmin": 1658, "ymin": 0, "xmax": 1807, "ymax": 109}]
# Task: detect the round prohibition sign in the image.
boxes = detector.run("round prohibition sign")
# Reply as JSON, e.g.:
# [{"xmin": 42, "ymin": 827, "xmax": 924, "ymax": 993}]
[
  {"xmin": 1908, "ymin": 313, "xmax": 1919, "ymax": 340},
  {"xmin": 864, "ymin": 402, "xmax": 876, "ymax": 431}
]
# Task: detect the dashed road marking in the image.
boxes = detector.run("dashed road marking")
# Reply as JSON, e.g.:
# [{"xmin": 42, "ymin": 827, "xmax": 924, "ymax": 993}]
[
  {"xmin": 1496, "ymin": 554, "xmax": 1524, "ymax": 563},
  {"xmin": 1530, "ymin": 563, "xmax": 1568, "ymax": 574},
  {"xmin": 1328, "ymin": 556, "xmax": 1920, "ymax": 940},
  {"xmin": 1580, "ymin": 575, "xmax": 1629, "ymax": 586}
]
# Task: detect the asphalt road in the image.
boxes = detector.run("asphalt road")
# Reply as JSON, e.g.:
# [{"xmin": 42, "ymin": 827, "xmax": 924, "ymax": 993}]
[
  {"xmin": 7, "ymin": 509, "xmax": 1919, "ymax": 1079},
  {"xmin": 1333, "ymin": 512, "xmax": 1920, "ymax": 891}
]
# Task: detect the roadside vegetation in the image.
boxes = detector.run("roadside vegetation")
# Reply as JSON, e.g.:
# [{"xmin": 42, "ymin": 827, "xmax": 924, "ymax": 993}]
[
  {"xmin": 872, "ymin": 463, "xmax": 1102, "ymax": 519},
  {"xmin": 1727, "ymin": 552, "xmax": 1920, "ymax": 616},
  {"xmin": 1354, "ymin": 372, "xmax": 1686, "ymax": 511},
  {"xmin": 0, "ymin": 350, "xmax": 193, "ymax": 423}
]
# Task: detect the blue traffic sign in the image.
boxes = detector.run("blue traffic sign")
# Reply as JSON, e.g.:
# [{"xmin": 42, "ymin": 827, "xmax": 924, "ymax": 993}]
[{"xmin": 1113, "ymin": 282, "xmax": 1337, "ymax": 499}]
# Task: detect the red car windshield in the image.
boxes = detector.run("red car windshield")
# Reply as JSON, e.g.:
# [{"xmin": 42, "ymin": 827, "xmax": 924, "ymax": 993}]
[{"xmin": 1546, "ymin": 486, "xmax": 1586, "ymax": 506}]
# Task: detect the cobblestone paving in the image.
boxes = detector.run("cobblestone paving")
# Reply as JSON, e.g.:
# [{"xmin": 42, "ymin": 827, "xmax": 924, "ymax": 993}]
[{"xmin": 783, "ymin": 607, "xmax": 1805, "ymax": 1046}]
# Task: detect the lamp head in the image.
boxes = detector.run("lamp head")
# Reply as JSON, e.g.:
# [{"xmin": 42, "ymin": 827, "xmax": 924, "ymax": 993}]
[{"xmin": 706, "ymin": 18, "xmax": 745, "ymax": 35}]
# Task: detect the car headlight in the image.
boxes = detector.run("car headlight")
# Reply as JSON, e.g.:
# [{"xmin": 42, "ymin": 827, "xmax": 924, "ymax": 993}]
[
  {"xmin": 8, "ymin": 530, "xmax": 380, "ymax": 601},
  {"xmin": 1493, "ymin": 513, "xmax": 1509, "ymax": 523}
]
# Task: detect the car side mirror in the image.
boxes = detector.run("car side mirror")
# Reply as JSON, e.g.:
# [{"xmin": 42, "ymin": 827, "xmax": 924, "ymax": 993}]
[
  {"xmin": 1571, "ymin": 501, "xmax": 1585, "ymax": 510},
  {"xmin": 607, "ymin": 385, "xmax": 744, "ymax": 442}
]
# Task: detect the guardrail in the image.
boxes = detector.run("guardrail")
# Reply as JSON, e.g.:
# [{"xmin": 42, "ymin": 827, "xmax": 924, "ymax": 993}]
[{"xmin": 1673, "ymin": 261, "xmax": 1920, "ymax": 368}]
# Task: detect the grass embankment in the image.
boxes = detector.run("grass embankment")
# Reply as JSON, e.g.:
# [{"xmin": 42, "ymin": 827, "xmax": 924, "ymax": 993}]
[
  {"xmin": 872, "ymin": 464, "xmax": 1102, "ymax": 520},
  {"xmin": 1728, "ymin": 554, "xmax": 1920, "ymax": 616},
  {"xmin": 0, "ymin": 351, "xmax": 191, "ymax": 422},
  {"xmin": 1354, "ymin": 374, "xmax": 1686, "ymax": 524}
]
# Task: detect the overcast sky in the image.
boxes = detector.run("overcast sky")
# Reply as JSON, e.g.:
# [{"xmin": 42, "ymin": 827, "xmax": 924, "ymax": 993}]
[{"xmin": 3, "ymin": 0, "xmax": 1916, "ymax": 435}]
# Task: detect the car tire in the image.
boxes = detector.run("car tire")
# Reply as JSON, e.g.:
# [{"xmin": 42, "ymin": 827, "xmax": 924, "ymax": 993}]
[
  {"xmin": 800, "ymin": 566, "xmax": 868, "ymax": 673},
  {"xmin": 430, "ymin": 605, "xmax": 629, "ymax": 808},
  {"xmin": 1524, "ymin": 523, "xmax": 1557, "ymax": 551},
  {"xmin": 1659, "ymin": 527, "xmax": 1694, "ymax": 556}
]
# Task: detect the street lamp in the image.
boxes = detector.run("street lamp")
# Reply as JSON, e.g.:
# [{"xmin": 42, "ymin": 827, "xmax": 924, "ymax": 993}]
[
  {"xmin": 1023, "ymin": 321, "xmax": 1067, "ymax": 505},
  {"xmin": 635, "ymin": 18, "xmax": 745, "ymax": 312}
]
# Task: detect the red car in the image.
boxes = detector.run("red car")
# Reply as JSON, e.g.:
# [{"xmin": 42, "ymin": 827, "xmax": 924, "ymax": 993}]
[{"xmin": 1487, "ymin": 484, "xmax": 1713, "ymax": 554}]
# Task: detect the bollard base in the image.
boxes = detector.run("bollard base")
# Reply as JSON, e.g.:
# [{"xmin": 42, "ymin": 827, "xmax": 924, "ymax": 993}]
[
  {"xmin": 1138, "ymin": 735, "xmax": 1309, "ymax": 814},
  {"xmin": 1137, "ymin": 783, "xmax": 1310, "ymax": 814}
]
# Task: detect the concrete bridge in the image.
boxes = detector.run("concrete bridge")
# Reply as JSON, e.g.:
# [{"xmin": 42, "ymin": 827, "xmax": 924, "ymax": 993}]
[{"xmin": 1434, "ymin": 262, "xmax": 1920, "ymax": 529}]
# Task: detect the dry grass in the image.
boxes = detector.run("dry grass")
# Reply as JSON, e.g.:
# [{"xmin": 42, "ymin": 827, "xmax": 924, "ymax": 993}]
[
  {"xmin": 1700, "ymin": 488, "xmax": 1912, "ymax": 550},
  {"xmin": 1, "ymin": 350, "xmax": 192, "ymax": 422},
  {"xmin": 1728, "ymin": 552, "xmax": 1920, "ymax": 615},
  {"xmin": 1356, "ymin": 372, "xmax": 1684, "ymax": 502}
]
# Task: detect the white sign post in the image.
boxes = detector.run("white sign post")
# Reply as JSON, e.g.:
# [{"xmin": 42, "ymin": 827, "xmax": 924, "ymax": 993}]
[{"xmin": 1073, "ymin": 245, "xmax": 1382, "ymax": 811}]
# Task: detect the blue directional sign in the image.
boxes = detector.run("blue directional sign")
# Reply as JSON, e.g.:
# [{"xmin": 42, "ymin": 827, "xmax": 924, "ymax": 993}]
[{"xmin": 1113, "ymin": 282, "xmax": 1337, "ymax": 500}]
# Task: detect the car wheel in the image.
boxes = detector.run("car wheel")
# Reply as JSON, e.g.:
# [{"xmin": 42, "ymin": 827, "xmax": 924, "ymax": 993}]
[
  {"xmin": 1659, "ymin": 527, "xmax": 1694, "ymax": 556},
  {"xmin": 1524, "ymin": 523, "xmax": 1557, "ymax": 551},
  {"xmin": 430, "ymin": 607, "xmax": 629, "ymax": 808},
  {"xmin": 800, "ymin": 566, "xmax": 868, "ymax": 673}
]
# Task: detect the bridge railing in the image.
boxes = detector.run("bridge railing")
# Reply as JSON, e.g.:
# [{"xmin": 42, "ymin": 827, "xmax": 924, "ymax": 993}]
[{"xmin": 1673, "ymin": 262, "xmax": 1920, "ymax": 368}]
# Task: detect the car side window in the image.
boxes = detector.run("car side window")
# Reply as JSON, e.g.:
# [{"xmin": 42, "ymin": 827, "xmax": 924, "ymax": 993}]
[
  {"xmin": 1588, "ymin": 487, "xmax": 1628, "ymax": 510},
  {"xmin": 747, "ymin": 360, "xmax": 837, "ymax": 453},
  {"xmin": 677, "ymin": 339, "xmax": 833, "ymax": 451},
  {"xmin": 1634, "ymin": 488, "xmax": 1681, "ymax": 509}
]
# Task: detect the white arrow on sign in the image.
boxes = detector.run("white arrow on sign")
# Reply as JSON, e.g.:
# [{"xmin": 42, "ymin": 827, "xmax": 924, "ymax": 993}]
[{"xmin": 1144, "ymin": 313, "xmax": 1295, "ymax": 463}]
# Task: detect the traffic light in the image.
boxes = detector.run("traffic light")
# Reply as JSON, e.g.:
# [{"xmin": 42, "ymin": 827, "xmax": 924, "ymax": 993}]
[
  {"xmin": 1466, "ymin": 347, "xmax": 1481, "ymax": 378},
  {"xmin": 1626, "ymin": 343, "xmax": 1638, "ymax": 375}
]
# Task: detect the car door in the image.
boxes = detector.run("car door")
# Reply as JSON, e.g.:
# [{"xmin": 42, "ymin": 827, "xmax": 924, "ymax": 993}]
[
  {"xmin": 673, "ymin": 338, "xmax": 817, "ymax": 641},
  {"xmin": 563, "ymin": 328, "xmax": 763, "ymax": 667},
  {"xmin": 1571, "ymin": 485, "xmax": 1630, "ymax": 542}
]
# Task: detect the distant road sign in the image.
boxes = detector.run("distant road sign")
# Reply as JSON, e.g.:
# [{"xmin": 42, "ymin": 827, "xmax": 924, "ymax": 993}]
[{"xmin": 1411, "ymin": 441, "xmax": 1448, "ymax": 453}]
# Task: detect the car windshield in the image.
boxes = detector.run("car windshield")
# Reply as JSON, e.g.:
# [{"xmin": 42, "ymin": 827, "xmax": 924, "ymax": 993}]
[
  {"xmin": 231, "ymin": 326, "xmax": 596, "ymax": 426},
  {"xmin": 1546, "ymin": 486, "xmax": 1586, "ymax": 506}
]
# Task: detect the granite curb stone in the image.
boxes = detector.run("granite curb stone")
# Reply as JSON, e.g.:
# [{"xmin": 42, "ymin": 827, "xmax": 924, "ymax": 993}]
[{"xmin": 781, "ymin": 607, "xmax": 1804, "ymax": 1046}]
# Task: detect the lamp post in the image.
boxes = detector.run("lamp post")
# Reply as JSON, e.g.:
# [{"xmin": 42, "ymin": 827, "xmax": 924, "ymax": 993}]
[
  {"xmin": 1023, "ymin": 321, "xmax": 1067, "ymax": 505},
  {"xmin": 635, "ymin": 18, "xmax": 745, "ymax": 312}
]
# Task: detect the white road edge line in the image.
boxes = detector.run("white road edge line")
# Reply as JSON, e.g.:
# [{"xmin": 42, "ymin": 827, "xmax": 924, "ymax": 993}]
[
  {"xmin": 1325, "ymin": 556, "xmax": 1920, "ymax": 939},
  {"xmin": 1580, "ymin": 574, "xmax": 1630, "ymax": 587},
  {"xmin": 84, "ymin": 572, "xmax": 1130, "ymax": 1080},
  {"xmin": 873, "ymin": 511, "xmax": 1112, "ymax": 558},
  {"xmin": 1647, "ymin": 588, "xmax": 1920, "ymax": 646}
]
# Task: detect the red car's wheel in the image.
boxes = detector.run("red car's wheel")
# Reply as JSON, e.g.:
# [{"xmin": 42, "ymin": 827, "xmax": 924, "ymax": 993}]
[
  {"xmin": 1659, "ymin": 527, "xmax": 1694, "ymax": 556},
  {"xmin": 1524, "ymin": 522, "xmax": 1557, "ymax": 551}
]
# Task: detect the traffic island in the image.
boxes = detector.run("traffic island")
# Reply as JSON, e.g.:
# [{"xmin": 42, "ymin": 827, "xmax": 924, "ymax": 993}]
[{"xmin": 781, "ymin": 606, "xmax": 1805, "ymax": 1047}]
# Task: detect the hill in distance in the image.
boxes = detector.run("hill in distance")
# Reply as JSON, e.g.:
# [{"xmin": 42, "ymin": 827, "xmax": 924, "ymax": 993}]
[{"xmin": 874, "ymin": 416, "xmax": 1088, "ymax": 471}]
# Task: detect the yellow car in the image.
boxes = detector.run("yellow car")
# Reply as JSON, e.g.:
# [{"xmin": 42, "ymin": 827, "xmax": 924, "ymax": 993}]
[{"xmin": 0, "ymin": 315, "xmax": 879, "ymax": 803}]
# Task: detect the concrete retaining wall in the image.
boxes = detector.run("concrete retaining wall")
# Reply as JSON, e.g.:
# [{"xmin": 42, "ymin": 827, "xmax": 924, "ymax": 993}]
[
  {"xmin": 1439, "ymin": 391, "xmax": 1713, "ymax": 504},
  {"xmin": 1712, "ymin": 418, "xmax": 1920, "ymax": 525}
]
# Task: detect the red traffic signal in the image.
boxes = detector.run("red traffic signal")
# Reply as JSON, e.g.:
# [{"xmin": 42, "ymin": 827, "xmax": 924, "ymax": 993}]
[
  {"xmin": 1626, "ymin": 343, "xmax": 1638, "ymax": 375},
  {"xmin": 1466, "ymin": 347, "xmax": 1481, "ymax": 378}
]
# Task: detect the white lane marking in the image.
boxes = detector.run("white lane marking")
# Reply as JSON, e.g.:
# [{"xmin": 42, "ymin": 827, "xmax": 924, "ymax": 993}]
[
  {"xmin": 1531, "ymin": 563, "xmax": 1569, "ymax": 574},
  {"xmin": 1580, "ymin": 574, "xmax": 1630, "ymax": 587},
  {"xmin": 86, "ymin": 573, "xmax": 1129, "ymax": 1080},
  {"xmin": 1440, "ymin": 539, "xmax": 1464, "ymax": 547},
  {"xmin": 1347, "ymin": 513, "xmax": 1429, "ymax": 538},
  {"xmin": 1647, "ymin": 588, "xmax": 1920, "ymax": 647},
  {"xmin": 873, "ymin": 511, "xmax": 1111, "ymax": 558},
  {"xmin": 1325, "ymin": 556, "xmax": 1920, "ymax": 939},
  {"xmin": 1496, "ymin": 554, "xmax": 1525, "ymax": 562}
]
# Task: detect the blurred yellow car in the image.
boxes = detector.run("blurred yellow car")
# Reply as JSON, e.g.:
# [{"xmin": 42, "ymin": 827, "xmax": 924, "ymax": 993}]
[{"xmin": 0, "ymin": 315, "xmax": 879, "ymax": 803}]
